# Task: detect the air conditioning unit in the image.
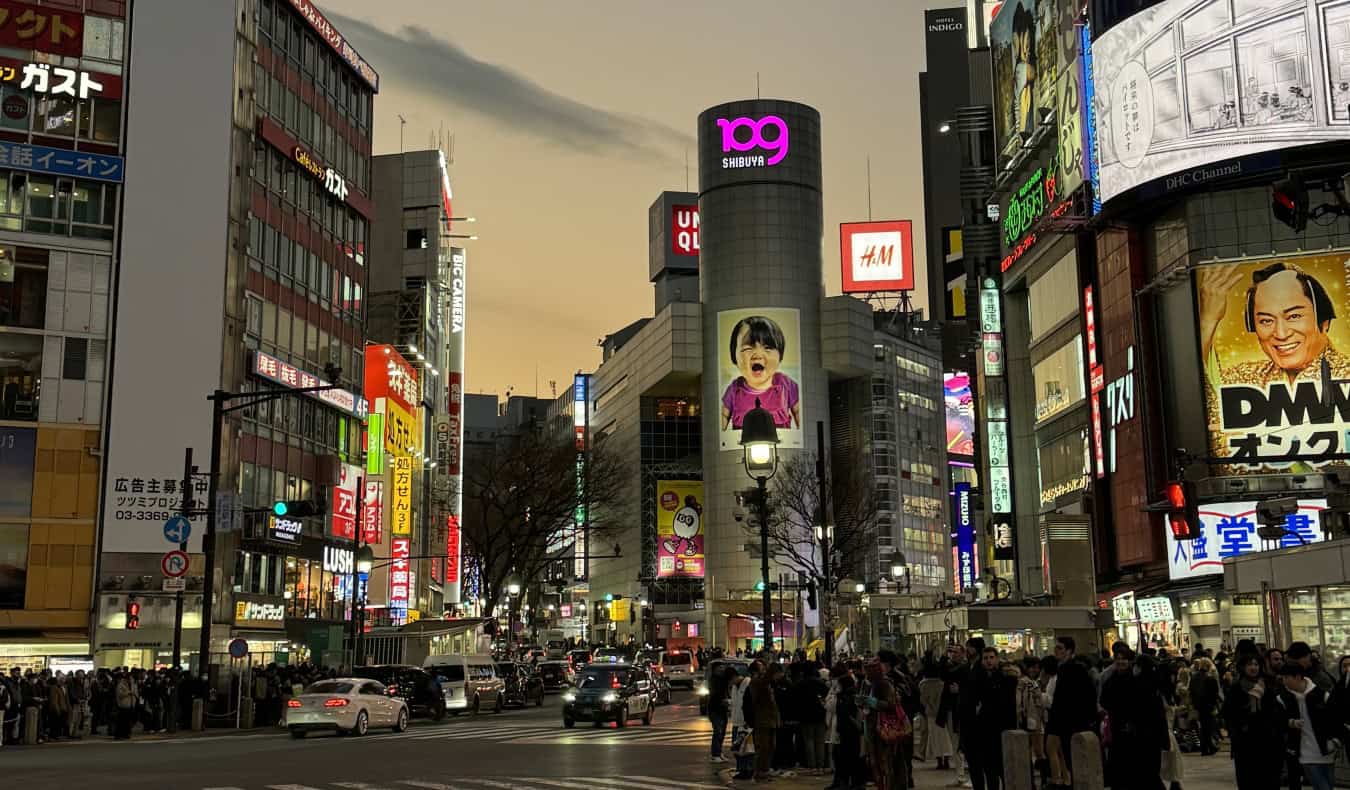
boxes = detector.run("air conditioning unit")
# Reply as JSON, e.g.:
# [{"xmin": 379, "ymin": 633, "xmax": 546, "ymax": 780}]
[{"xmin": 1196, "ymin": 474, "xmax": 1325, "ymax": 499}]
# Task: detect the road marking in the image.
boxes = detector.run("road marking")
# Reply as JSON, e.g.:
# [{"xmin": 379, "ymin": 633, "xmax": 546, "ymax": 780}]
[
  {"xmin": 394, "ymin": 781, "xmax": 464, "ymax": 790},
  {"xmin": 264, "ymin": 785, "xmax": 327, "ymax": 790}
]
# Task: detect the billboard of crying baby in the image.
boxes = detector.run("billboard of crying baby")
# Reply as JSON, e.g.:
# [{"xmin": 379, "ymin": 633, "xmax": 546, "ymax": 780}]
[
  {"xmin": 717, "ymin": 307, "xmax": 804, "ymax": 451},
  {"xmin": 656, "ymin": 481, "xmax": 705, "ymax": 579}
]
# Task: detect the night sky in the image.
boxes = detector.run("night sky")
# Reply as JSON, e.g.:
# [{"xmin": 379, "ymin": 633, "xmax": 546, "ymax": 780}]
[{"xmin": 323, "ymin": 0, "xmax": 953, "ymax": 400}]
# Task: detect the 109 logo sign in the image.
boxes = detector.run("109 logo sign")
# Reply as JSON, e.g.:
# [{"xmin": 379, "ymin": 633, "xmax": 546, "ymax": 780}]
[{"xmin": 717, "ymin": 115, "xmax": 789, "ymax": 168}]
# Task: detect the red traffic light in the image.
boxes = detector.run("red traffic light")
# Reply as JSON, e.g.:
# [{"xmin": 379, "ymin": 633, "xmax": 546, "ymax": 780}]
[
  {"xmin": 1165, "ymin": 480, "xmax": 1200, "ymax": 540},
  {"xmin": 126, "ymin": 600, "xmax": 141, "ymax": 630}
]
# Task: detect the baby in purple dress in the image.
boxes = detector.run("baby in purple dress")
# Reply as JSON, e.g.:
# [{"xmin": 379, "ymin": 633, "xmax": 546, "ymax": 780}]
[{"xmin": 721, "ymin": 315, "xmax": 802, "ymax": 433}]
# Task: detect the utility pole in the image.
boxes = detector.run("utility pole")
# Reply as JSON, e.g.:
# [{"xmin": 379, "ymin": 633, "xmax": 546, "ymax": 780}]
[
  {"xmin": 757, "ymin": 475, "xmax": 773, "ymax": 654},
  {"xmin": 171, "ymin": 447, "xmax": 193, "ymax": 668},
  {"xmin": 815, "ymin": 421, "xmax": 833, "ymax": 667},
  {"xmin": 198, "ymin": 393, "xmax": 225, "ymax": 678}
]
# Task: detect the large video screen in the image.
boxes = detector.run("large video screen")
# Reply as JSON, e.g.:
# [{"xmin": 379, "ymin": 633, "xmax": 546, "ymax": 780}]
[
  {"xmin": 716, "ymin": 307, "xmax": 804, "ymax": 451},
  {"xmin": 944, "ymin": 371, "xmax": 976, "ymax": 458},
  {"xmin": 1092, "ymin": 0, "xmax": 1350, "ymax": 204},
  {"xmin": 1196, "ymin": 253, "xmax": 1350, "ymax": 471}
]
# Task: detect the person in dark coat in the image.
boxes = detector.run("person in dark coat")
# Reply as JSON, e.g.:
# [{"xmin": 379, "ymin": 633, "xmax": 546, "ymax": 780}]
[
  {"xmin": 1275, "ymin": 662, "xmax": 1341, "ymax": 790},
  {"xmin": 708, "ymin": 663, "xmax": 732, "ymax": 762},
  {"xmin": 964, "ymin": 648, "xmax": 1016, "ymax": 790},
  {"xmin": 1047, "ymin": 636, "xmax": 1097, "ymax": 790},
  {"xmin": 1223, "ymin": 653, "xmax": 1283, "ymax": 790},
  {"xmin": 1189, "ymin": 657, "xmax": 1222, "ymax": 755},
  {"xmin": 829, "ymin": 671, "xmax": 864, "ymax": 790},
  {"xmin": 1100, "ymin": 648, "xmax": 1137, "ymax": 787}
]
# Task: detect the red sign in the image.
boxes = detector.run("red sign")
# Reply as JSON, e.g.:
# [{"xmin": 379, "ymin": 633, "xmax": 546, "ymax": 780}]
[
  {"xmin": 672, "ymin": 205, "xmax": 699, "ymax": 256},
  {"xmin": 364, "ymin": 343, "xmax": 419, "ymax": 415},
  {"xmin": 0, "ymin": 1, "xmax": 83, "ymax": 58},
  {"xmin": 560, "ymin": 604, "xmax": 572, "ymax": 618},
  {"xmin": 331, "ymin": 464, "xmax": 359, "ymax": 540},
  {"xmin": 840, "ymin": 220, "xmax": 914, "ymax": 293},
  {"xmin": 251, "ymin": 350, "xmax": 367, "ymax": 419},
  {"xmin": 445, "ymin": 515, "xmax": 461, "ymax": 584},
  {"xmin": 389, "ymin": 536, "xmax": 410, "ymax": 622},
  {"xmin": 285, "ymin": 0, "xmax": 378, "ymax": 91},
  {"xmin": 1084, "ymin": 286, "xmax": 1105, "ymax": 479},
  {"xmin": 447, "ymin": 371, "xmax": 463, "ymax": 476},
  {"xmin": 161, "ymin": 550, "xmax": 189, "ymax": 578},
  {"xmin": 361, "ymin": 480, "xmax": 382, "ymax": 544}
]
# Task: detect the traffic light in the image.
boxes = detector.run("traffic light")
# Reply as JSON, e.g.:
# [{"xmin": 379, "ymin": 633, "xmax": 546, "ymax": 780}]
[
  {"xmin": 806, "ymin": 580, "xmax": 818, "ymax": 610},
  {"xmin": 125, "ymin": 599, "xmax": 141, "ymax": 630},
  {"xmin": 273, "ymin": 499, "xmax": 327, "ymax": 518},
  {"xmin": 1164, "ymin": 480, "xmax": 1199, "ymax": 540},
  {"xmin": 754, "ymin": 580, "xmax": 766, "ymax": 592},
  {"xmin": 1272, "ymin": 173, "xmax": 1309, "ymax": 232},
  {"xmin": 604, "ymin": 593, "xmax": 614, "ymax": 602}
]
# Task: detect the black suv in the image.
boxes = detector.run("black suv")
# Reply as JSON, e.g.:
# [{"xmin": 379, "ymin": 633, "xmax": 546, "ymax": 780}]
[
  {"xmin": 496, "ymin": 661, "xmax": 545, "ymax": 707},
  {"xmin": 562, "ymin": 663, "xmax": 654, "ymax": 728},
  {"xmin": 352, "ymin": 664, "xmax": 446, "ymax": 721},
  {"xmin": 537, "ymin": 660, "xmax": 574, "ymax": 692}
]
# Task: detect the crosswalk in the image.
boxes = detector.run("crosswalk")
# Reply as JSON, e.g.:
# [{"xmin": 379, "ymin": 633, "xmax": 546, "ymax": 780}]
[
  {"xmin": 366, "ymin": 722, "xmax": 710, "ymax": 747},
  {"xmin": 202, "ymin": 775, "xmax": 725, "ymax": 790}
]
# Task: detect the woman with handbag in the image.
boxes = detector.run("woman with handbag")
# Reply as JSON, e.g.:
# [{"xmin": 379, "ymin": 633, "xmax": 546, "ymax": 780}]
[{"xmin": 861, "ymin": 659, "xmax": 903, "ymax": 790}]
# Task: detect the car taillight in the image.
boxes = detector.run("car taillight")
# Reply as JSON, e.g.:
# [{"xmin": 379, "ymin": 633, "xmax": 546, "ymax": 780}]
[
  {"xmin": 655, "ymin": 666, "xmax": 664, "ymax": 673},
  {"xmin": 287, "ymin": 699, "xmax": 302, "ymax": 708},
  {"xmin": 386, "ymin": 686, "xmax": 398, "ymax": 697},
  {"xmin": 611, "ymin": 677, "xmax": 621, "ymax": 688},
  {"xmin": 323, "ymin": 698, "xmax": 349, "ymax": 708}
]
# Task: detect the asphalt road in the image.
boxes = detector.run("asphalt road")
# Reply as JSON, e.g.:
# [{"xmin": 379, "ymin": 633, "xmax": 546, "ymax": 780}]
[{"xmin": 8, "ymin": 689, "xmax": 724, "ymax": 790}]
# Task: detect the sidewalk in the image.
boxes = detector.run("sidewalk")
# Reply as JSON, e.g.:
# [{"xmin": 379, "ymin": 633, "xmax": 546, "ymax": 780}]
[{"xmin": 719, "ymin": 752, "xmax": 1242, "ymax": 789}]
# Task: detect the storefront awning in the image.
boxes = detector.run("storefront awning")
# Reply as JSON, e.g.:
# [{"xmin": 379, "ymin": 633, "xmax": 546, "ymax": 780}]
[
  {"xmin": 903, "ymin": 605, "xmax": 1098, "ymax": 636},
  {"xmin": 1224, "ymin": 540, "xmax": 1350, "ymax": 595}
]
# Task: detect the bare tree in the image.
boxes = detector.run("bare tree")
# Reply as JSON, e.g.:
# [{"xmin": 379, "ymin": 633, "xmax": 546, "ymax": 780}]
[
  {"xmin": 739, "ymin": 447, "xmax": 883, "ymax": 653},
  {"xmin": 460, "ymin": 428, "xmax": 630, "ymax": 623}
]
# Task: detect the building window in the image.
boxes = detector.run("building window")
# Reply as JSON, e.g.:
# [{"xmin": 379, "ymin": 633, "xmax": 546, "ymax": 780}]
[
  {"xmin": 0, "ymin": 247, "xmax": 48, "ymax": 330},
  {"xmin": 406, "ymin": 228, "xmax": 428, "ymax": 249},
  {"xmin": 0, "ymin": 522, "xmax": 28, "ymax": 608},
  {"xmin": 1028, "ymin": 248, "xmax": 1080, "ymax": 342},
  {"xmin": 62, "ymin": 338, "xmax": 87, "ymax": 380},
  {"xmin": 1032, "ymin": 336, "xmax": 1085, "ymax": 423},
  {"xmin": 0, "ymin": 332, "xmax": 42, "ymax": 421}
]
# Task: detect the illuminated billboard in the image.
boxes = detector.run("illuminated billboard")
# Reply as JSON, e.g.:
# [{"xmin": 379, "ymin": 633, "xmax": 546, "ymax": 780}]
[
  {"xmin": 656, "ymin": 481, "xmax": 704, "ymax": 578},
  {"xmin": 840, "ymin": 220, "xmax": 915, "ymax": 293},
  {"xmin": 1092, "ymin": 0, "xmax": 1350, "ymax": 204},
  {"xmin": 716, "ymin": 308, "xmax": 804, "ymax": 451},
  {"xmin": 1197, "ymin": 253, "xmax": 1350, "ymax": 471},
  {"xmin": 944, "ymin": 371, "xmax": 975, "ymax": 458},
  {"xmin": 1167, "ymin": 499, "xmax": 1327, "ymax": 580}
]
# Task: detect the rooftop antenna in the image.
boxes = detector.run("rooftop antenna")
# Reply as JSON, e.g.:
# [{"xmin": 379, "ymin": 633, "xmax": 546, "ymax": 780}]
[
  {"xmin": 867, "ymin": 154, "xmax": 873, "ymax": 221},
  {"xmin": 756, "ymin": 72, "xmax": 761, "ymax": 99},
  {"xmin": 685, "ymin": 149, "xmax": 690, "ymax": 191},
  {"xmin": 398, "ymin": 114, "xmax": 406, "ymax": 153}
]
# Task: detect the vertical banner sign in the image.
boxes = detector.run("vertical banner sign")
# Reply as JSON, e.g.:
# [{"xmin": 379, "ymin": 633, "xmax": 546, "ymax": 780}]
[
  {"xmin": 389, "ymin": 536, "xmax": 410, "ymax": 625},
  {"xmin": 982, "ymin": 276, "xmax": 1013, "ymax": 517},
  {"xmin": 365, "ymin": 413, "xmax": 385, "ymax": 476},
  {"xmin": 331, "ymin": 464, "xmax": 360, "ymax": 540},
  {"xmin": 1085, "ymin": 287, "xmax": 1106, "ymax": 479},
  {"xmin": 573, "ymin": 374, "xmax": 589, "ymax": 579},
  {"xmin": 980, "ymin": 278, "xmax": 1005, "ymax": 376},
  {"xmin": 444, "ymin": 247, "xmax": 467, "ymax": 604},
  {"xmin": 361, "ymin": 480, "xmax": 383, "ymax": 544},
  {"xmin": 445, "ymin": 515, "xmax": 461, "ymax": 584},
  {"xmin": 392, "ymin": 456, "xmax": 413, "ymax": 537},
  {"xmin": 953, "ymin": 482, "xmax": 977, "ymax": 591}
]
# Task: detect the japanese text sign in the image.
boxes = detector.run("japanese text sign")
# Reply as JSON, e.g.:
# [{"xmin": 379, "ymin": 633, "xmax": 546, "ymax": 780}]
[
  {"xmin": 361, "ymin": 479, "xmax": 382, "ymax": 545},
  {"xmin": 1166, "ymin": 499, "xmax": 1327, "ymax": 580},
  {"xmin": 445, "ymin": 515, "xmax": 460, "ymax": 584},
  {"xmin": 382, "ymin": 399, "xmax": 416, "ymax": 457},
  {"xmin": 391, "ymin": 455, "xmax": 412, "ymax": 537},
  {"xmin": 251, "ymin": 351, "xmax": 367, "ymax": 420},
  {"xmin": 2, "ymin": 61, "xmax": 103, "ymax": 99},
  {"xmin": 364, "ymin": 344, "xmax": 419, "ymax": 414},
  {"xmin": 0, "ymin": 140, "xmax": 122, "ymax": 183},
  {"xmin": 286, "ymin": 0, "xmax": 378, "ymax": 91},
  {"xmin": 389, "ymin": 536, "xmax": 410, "ymax": 623},
  {"xmin": 0, "ymin": 2, "xmax": 83, "ymax": 58},
  {"xmin": 330, "ymin": 463, "xmax": 360, "ymax": 540}
]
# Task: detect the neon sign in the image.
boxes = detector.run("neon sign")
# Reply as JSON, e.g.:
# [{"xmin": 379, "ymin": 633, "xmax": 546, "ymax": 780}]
[{"xmin": 717, "ymin": 115, "xmax": 789, "ymax": 168}]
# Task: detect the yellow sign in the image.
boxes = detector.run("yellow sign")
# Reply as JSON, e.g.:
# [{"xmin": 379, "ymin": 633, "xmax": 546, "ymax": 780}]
[
  {"xmin": 383, "ymin": 399, "xmax": 417, "ymax": 457},
  {"xmin": 609, "ymin": 598, "xmax": 630, "ymax": 622},
  {"xmin": 392, "ymin": 455, "xmax": 413, "ymax": 536},
  {"xmin": 407, "ymin": 609, "xmax": 421, "ymax": 623}
]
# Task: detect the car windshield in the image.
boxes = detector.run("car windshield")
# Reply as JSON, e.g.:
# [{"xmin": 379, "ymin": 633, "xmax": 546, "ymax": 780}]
[
  {"xmin": 577, "ymin": 668, "xmax": 628, "ymax": 688},
  {"xmin": 496, "ymin": 663, "xmax": 516, "ymax": 676},
  {"xmin": 304, "ymin": 681, "xmax": 354, "ymax": 694},
  {"xmin": 638, "ymin": 650, "xmax": 661, "ymax": 663},
  {"xmin": 570, "ymin": 651, "xmax": 591, "ymax": 661},
  {"xmin": 427, "ymin": 666, "xmax": 465, "ymax": 683},
  {"xmin": 662, "ymin": 652, "xmax": 692, "ymax": 666},
  {"xmin": 352, "ymin": 667, "xmax": 395, "ymax": 683}
]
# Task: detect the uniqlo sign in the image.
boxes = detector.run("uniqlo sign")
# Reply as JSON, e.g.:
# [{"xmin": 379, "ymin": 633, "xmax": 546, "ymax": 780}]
[
  {"xmin": 330, "ymin": 464, "xmax": 360, "ymax": 540},
  {"xmin": 446, "ymin": 515, "xmax": 461, "ymax": 584},
  {"xmin": 672, "ymin": 205, "xmax": 699, "ymax": 256},
  {"xmin": 840, "ymin": 220, "xmax": 914, "ymax": 293}
]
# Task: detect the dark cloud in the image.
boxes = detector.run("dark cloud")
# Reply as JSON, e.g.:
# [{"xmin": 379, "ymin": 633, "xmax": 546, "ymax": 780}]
[{"xmin": 325, "ymin": 11, "xmax": 692, "ymax": 160}]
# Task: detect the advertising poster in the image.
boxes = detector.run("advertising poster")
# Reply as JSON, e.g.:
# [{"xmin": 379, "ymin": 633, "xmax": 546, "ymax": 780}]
[
  {"xmin": 330, "ymin": 464, "xmax": 360, "ymax": 540},
  {"xmin": 953, "ymin": 482, "xmax": 977, "ymax": 591},
  {"xmin": 1167, "ymin": 499, "xmax": 1327, "ymax": 580},
  {"xmin": 1197, "ymin": 254, "xmax": 1350, "ymax": 471},
  {"xmin": 1092, "ymin": 0, "xmax": 1350, "ymax": 204},
  {"xmin": 840, "ymin": 220, "xmax": 915, "ymax": 293},
  {"xmin": 444, "ymin": 246, "xmax": 467, "ymax": 605},
  {"xmin": 391, "ymin": 456, "xmax": 412, "ymax": 536},
  {"xmin": 717, "ymin": 307, "xmax": 804, "ymax": 451},
  {"xmin": 361, "ymin": 480, "xmax": 382, "ymax": 545},
  {"xmin": 656, "ymin": 481, "xmax": 704, "ymax": 578},
  {"xmin": 944, "ymin": 372, "xmax": 975, "ymax": 457},
  {"xmin": 0, "ymin": 426, "xmax": 35, "ymax": 518},
  {"xmin": 991, "ymin": 0, "xmax": 1058, "ymax": 158}
]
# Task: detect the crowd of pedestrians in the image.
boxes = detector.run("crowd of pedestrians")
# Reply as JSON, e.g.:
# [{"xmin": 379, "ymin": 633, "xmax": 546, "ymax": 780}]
[
  {"xmin": 0, "ymin": 666, "xmax": 207, "ymax": 745},
  {"xmin": 709, "ymin": 636, "xmax": 1350, "ymax": 790}
]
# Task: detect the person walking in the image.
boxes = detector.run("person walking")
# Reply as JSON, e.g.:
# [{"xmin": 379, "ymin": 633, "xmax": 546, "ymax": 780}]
[
  {"xmin": 1016, "ymin": 655, "xmax": 1047, "ymax": 786},
  {"xmin": 794, "ymin": 661, "xmax": 829, "ymax": 775},
  {"xmin": 828, "ymin": 670, "xmax": 864, "ymax": 790},
  {"xmin": 709, "ymin": 663, "xmax": 732, "ymax": 763},
  {"xmin": 113, "ymin": 670, "xmax": 137, "ymax": 741},
  {"xmin": 1287, "ymin": 643, "xmax": 1335, "ymax": 693},
  {"xmin": 919, "ymin": 668, "xmax": 953, "ymax": 770},
  {"xmin": 749, "ymin": 662, "xmax": 781, "ymax": 783},
  {"xmin": 966, "ymin": 648, "xmax": 1016, "ymax": 790},
  {"xmin": 1224, "ymin": 653, "xmax": 1282, "ymax": 790},
  {"xmin": 861, "ymin": 659, "xmax": 901, "ymax": 790},
  {"xmin": 1048, "ymin": 636, "xmax": 1097, "ymax": 790},
  {"xmin": 1275, "ymin": 662, "xmax": 1340, "ymax": 790},
  {"xmin": 1190, "ymin": 658, "xmax": 1221, "ymax": 756},
  {"xmin": 729, "ymin": 669, "xmax": 754, "ymax": 781}
]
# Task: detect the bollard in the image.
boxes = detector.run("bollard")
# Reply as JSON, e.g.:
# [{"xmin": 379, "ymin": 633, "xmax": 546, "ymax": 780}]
[
  {"xmin": 1002, "ymin": 729, "xmax": 1034, "ymax": 790},
  {"xmin": 191, "ymin": 698, "xmax": 205, "ymax": 731},
  {"xmin": 22, "ymin": 708, "xmax": 39, "ymax": 745},
  {"xmin": 240, "ymin": 697, "xmax": 254, "ymax": 729},
  {"xmin": 1070, "ymin": 731, "xmax": 1105, "ymax": 790}
]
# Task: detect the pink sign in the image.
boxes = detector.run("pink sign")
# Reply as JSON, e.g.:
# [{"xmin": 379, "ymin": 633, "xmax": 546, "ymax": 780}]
[
  {"xmin": 390, "ymin": 537, "xmax": 411, "ymax": 624},
  {"xmin": 361, "ymin": 480, "xmax": 382, "ymax": 544},
  {"xmin": 716, "ymin": 115, "xmax": 789, "ymax": 165},
  {"xmin": 445, "ymin": 515, "xmax": 461, "ymax": 584}
]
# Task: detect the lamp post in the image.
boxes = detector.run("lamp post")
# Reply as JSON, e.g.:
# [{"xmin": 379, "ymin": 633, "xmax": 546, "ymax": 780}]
[
  {"xmin": 739, "ymin": 399, "xmax": 780, "ymax": 654},
  {"xmin": 353, "ymin": 545, "xmax": 374, "ymax": 665},
  {"xmin": 507, "ymin": 581, "xmax": 521, "ymax": 652}
]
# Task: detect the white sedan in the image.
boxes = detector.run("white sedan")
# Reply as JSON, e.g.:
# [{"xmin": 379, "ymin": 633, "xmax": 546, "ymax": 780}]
[{"xmin": 286, "ymin": 678, "xmax": 409, "ymax": 738}]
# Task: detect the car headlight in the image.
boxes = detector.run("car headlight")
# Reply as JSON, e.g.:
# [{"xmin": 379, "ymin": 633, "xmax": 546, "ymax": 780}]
[
  {"xmin": 602, "ymin": 692, "xmax": 618, "ymax": 703},
  {"xmin": 696, "ymin": 684, "xmax": 710, "ymax": 696},
  {"xmin": 561, "ymin": 692, "xmax": 576, "ymax": 702}
]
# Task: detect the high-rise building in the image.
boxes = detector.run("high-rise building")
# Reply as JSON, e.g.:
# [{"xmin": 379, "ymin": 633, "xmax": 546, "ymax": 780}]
[
  {"xmin": 0, "ymin": 1, "xmax": 130, "ymax": 670},
  {"xmin": 95, "ymin": 0, "xmax": 378, "ymax": 670}
]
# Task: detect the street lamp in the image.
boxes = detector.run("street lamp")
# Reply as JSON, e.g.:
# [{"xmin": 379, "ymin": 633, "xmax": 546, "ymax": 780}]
[
  {"xmin": 506, "ymin": 581, "xmax": 522, "ymax": 650},
  {"xmin": 740, "ymin": 399, "xmax": 779, "ymax": 654}
]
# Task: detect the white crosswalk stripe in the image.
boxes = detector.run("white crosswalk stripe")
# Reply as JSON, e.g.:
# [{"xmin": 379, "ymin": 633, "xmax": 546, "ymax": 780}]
[
  {"xmin": 213, "ymin": 778, "xmax": 725, "ymax": 790},
  {"xmin": 367, "ymin": 723, "xmax": 708, "ymax": 747}
]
